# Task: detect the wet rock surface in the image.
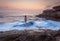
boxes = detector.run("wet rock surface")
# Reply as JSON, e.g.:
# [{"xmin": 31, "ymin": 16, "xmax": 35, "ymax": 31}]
[{"xmin": 0, "ymin": 29, "xmax": 60, "ymax": 41}]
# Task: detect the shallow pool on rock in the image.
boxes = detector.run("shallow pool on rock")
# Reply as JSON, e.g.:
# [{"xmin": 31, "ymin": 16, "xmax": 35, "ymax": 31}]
[{"xmin": 0, "ymin": 19, "xmax": 60, "ymax": 31}]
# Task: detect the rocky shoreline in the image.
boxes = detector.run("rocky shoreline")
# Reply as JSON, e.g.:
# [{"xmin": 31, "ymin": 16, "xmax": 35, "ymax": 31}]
[
  {"xmin": 0, "ymin": 29, "xmax": 60, "ymax": 41},
  {"xmin": 36, "ymin": 5, "xmax": 60, "ymax": 21}
]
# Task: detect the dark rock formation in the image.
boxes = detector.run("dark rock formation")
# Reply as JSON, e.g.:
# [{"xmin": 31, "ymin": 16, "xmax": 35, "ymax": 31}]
[
  {"xmin": 0, "ymin": 29, "xmax": 60, "ymax": 41},
  {"xmin": 53, "ymin": 6, "xmax": 60, "ymax": 11},
  {"xmin": 36, "ymin": 5, "xmax": 60, "ymax": 21}
]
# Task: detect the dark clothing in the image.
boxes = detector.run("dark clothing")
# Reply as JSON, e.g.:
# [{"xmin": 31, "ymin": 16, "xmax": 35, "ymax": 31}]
[{"xmin": 24, "ymin": 16, "xmax": 27, "ymax": 23}]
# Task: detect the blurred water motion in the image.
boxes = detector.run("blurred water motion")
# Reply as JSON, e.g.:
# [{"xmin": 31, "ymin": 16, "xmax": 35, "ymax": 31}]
[
  {"xmin": 0, "ymin": 9, "xmax": 41, "ymax": 23},
  {"xmin": 0, "ymin": 16, "xmax": 40, "ymax": 23}
]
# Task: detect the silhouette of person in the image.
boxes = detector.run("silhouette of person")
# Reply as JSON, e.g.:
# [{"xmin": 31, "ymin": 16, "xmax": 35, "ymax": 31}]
[{"xmin": 24, "ymin": 15, "xmax": 27, "ymax": 23}]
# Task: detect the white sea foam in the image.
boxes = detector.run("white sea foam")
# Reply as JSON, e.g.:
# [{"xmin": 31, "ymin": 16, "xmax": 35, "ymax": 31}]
[{"xmin": 0, "ymin": 19, "xmax": 60, "ymax": 31}]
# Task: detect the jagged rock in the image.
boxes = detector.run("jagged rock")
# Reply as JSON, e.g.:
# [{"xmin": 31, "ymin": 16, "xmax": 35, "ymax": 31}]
[
  {"xmin": 0, "ymin": 29, "xmax": 59, "ymax": 41},
  {"xmin": 53, "ymin": 5, "xmax": 60, "ymax": 11},
  {"xmin": 36, "ymin": 5, "xmax": 60, "ymax": 21}
]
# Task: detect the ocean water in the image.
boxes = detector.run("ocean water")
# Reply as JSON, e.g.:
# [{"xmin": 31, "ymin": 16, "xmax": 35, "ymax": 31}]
[
  {"xmin": 0, "ymin": 9, "xmax": 40, "ymax": 23},
  {"xmin": 0, "ymin": 19, "xmax": 60, "ymax": 31},
  {"xmin": 0, "ymin": 9, "xmax": 60, "ymax": 31}
]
